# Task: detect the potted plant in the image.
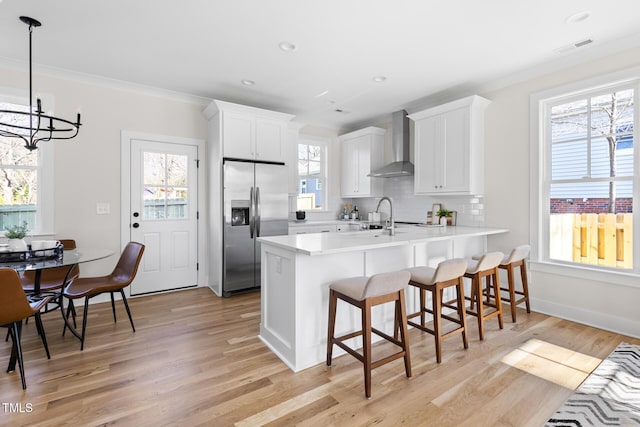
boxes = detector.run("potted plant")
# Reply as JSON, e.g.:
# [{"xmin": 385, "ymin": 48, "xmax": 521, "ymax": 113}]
[
  {"xmin": 5, "ymin": 221, "xmax": 29, "ymax": 251},
  {"xmin": 436, "ymin": 209, "xmax": 453, "ymax": 226}
]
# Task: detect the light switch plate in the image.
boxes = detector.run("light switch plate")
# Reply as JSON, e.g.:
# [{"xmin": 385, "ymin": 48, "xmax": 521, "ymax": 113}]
[{"xmin": 96, "ymin": 202, "xmax": 110, "ymax": 215}]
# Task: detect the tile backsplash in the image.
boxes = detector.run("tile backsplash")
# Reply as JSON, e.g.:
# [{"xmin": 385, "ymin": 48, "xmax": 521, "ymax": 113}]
[{"xmin": 342, "ymin": 176, "xmax": 485, "ymax": 226}]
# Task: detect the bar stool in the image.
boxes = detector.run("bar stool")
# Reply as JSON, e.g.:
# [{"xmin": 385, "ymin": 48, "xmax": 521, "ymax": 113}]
[
  {"xmin": 405, "ymin": 258, "xmax": 469, "ymax": 363},
  {"xmin": 497, "ymin": 245, "xmax": 531, "ymax": 322},
  {"xmin": 460, "ymin": 252, "xmax": 504, "ymax": 340},
  {"xmin": 326, "ymin": 270, "xmax": 412, "ymax": 399}
]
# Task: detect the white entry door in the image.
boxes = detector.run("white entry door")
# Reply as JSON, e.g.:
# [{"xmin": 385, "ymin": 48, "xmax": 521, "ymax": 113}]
[{"xmin": 128, "ymin": 139, "xmax": 199, "ymax": 295}]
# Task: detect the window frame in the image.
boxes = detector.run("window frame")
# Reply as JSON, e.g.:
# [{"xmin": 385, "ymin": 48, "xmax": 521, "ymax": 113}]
[
  {"xmin": 0, "ymin": 88, "xmax": 54, "ymax": 236},
  {"xmin": 296, "ymin": 136, "xmax": 329, "ymax": 211},
  {"xmin": 530, "ymin": 68, "xmax": 640, "ymax": 286}
]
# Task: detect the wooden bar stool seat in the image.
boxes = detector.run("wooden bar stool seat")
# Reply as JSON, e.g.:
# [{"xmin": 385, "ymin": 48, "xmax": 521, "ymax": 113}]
[
  {"xmin": 405, "ymin": 258, "xmax": 469, "ymax": 363},
  {"xmin": 456, "ymin": 252, "xmax": 504, "ymax": 341},
  {"xmin": 326, "ymin": 270, "xmax": 412, "ymax": 399},
  {"xmin": 498, "ymin": 245, "xmax": 531, "ymax": 322}
]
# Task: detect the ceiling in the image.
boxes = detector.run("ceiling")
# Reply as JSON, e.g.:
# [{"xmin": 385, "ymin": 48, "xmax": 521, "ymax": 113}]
[{"xmin": 1, "ymin": 0, "xmax": 640, "ymax": 131}]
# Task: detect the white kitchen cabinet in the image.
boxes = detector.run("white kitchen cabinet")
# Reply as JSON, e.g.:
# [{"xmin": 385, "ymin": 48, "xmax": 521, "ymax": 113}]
[
  {"xmin": 288, "ymin": 224, "xmax": 337, "ymax": 235},
  {"xmin": 213, "ymin": 100, "xmax": 294, "ymax": 162},
  {"xmin": 339, "ymin": 127, "xmax": 385, "ymax": 198},
  {"xmin": 409, "ymin": 95, "xmax": 490, "ymax": 195}
]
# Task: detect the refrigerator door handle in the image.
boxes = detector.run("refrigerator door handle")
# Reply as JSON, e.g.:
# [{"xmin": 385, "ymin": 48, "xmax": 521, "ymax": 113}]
[
  {"xmin": 249, "ymin": 186, "xmax": 255, "ymax": 238},
  {"xmin": 256, "ymin": 186, "xmax": 261, "ymax": 237}
]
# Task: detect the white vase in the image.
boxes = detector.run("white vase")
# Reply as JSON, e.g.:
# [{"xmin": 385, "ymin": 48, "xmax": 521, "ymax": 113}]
[
  {"xmin": 439, "ymin": 216, "xmax": 448, "ymax": 227},
  {"xmin": 8, "ymin": 238, "xmax": 27, "ymax": 252}
]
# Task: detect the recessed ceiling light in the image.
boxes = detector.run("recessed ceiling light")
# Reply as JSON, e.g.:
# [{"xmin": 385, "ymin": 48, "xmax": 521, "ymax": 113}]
[
  {"xmin": 566, "ymin": 11, "xmax": 591, "ymax": 24},
  {"xmin": 241, "ymin": 79, "xmax": 255, "ymax": 86},
  {"xmin": 278, "ymin": 41, "xmax": 297, "ymax": 52},
  {"xmin": 373, "ymin": 76, "xmax": 387, "ymax": 83},
  {"xmin": 315, "ymin": 90, "xmax": 329, "ymax": 98}
]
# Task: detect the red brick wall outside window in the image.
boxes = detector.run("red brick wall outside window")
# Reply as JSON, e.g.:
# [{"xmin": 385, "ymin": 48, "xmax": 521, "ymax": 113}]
[{"xmin": 550, "ymin": 198, "xmax": 632, "ymax": 214}]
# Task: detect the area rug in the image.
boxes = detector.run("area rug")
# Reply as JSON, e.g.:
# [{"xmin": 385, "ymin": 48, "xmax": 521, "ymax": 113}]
[{"xmin": 546, "ymin": 342, "xmax": 640, "ymax": 426}]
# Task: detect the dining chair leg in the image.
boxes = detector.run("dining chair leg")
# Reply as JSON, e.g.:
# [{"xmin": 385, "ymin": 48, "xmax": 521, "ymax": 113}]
[
  {"xmin": 120, "ymin": 290, "xmax": 136, "ymax": 332},
  {"xmin": 34, "ymin": 312, "xmax": 51, "ymax": 359},
  {"xmin": 80, "ymin": 297, "xmax": 89, "ymax": 351},
  {"xmin": 63, "ymin": 299, "xmax": 75, "ymax": 336},
  {"xmin": 8, "ymin": 322, "xmax": 27, "ymax": 390},
  {"xmin": 110, "ymin": 292, "xmax": 117, "ymax": 323}
]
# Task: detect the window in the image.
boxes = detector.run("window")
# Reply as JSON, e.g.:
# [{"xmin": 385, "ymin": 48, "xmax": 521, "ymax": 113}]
[
  {"xmin": 532, "ymin": 75, "xmax": 639, "ymax": 275},
  {"xmin": 0, "ymin": 97, "xmax": 54, "ymax": 235},
  {"xmin": 297, "ymin": 138, "xmax": 327, "ymax": 210}
]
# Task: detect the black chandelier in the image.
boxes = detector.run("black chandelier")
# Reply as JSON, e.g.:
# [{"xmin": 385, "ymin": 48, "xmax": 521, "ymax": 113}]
[{"xmin": 0, "ymin": 16, "xmax": 81, "ymax": 151}]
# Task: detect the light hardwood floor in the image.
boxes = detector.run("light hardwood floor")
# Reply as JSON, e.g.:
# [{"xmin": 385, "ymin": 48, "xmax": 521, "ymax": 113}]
[{"xmin": 1, "ymin": 287, "xmax": 637, "ymax": 426}]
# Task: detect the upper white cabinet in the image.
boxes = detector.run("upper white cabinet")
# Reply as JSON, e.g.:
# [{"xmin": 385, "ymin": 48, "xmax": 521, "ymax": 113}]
[
  {"xmin": 339, "ymin": 127, "xmax": 385, "ymax": 198},
  {"xmin": 408, "ymin": 95, "xmax": 490, "ymax": 195},
  {"xmin": 206, "ymin": 100, "xmax": 294, "ymax": 163}
]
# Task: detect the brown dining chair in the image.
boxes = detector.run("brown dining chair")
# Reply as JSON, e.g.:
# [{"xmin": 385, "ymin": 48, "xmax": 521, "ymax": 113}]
[
  {"xmin": 21, "ymin": 239, "xmax": 80, "ymax": 301},
  {"xmin": 62, "ymin": 242, "xmax": 145, "ymax": 350},
  {"xmin": 0, "ymin": 268, "xmax": 53, "ymax": 389}
]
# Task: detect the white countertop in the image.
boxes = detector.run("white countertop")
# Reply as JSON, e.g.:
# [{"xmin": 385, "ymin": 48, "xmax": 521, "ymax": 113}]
[{"xmin": 259, "ymin": 225, "xmax": 508, "ymax": 256}]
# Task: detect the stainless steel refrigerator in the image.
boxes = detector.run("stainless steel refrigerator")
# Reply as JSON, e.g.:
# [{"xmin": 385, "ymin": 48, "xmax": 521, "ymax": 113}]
[{"xmin": 223, "ymin": 159, "xmax": 288, "ymax": 296}]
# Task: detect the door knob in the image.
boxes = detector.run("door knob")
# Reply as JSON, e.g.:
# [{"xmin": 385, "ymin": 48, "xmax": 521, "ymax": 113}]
[
  {"xmin": 132, "ymin": 223, "xmax": 140, "ymax": 228},
  {"xmin": 133, "ymin": 212, "xmax": 140, "ymax": 217}
]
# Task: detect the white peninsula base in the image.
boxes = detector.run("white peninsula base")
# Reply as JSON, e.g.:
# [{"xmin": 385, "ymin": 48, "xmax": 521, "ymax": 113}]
[{"xmin": 258, "ymin": 226, "xmax": 507, "ymax": 372}]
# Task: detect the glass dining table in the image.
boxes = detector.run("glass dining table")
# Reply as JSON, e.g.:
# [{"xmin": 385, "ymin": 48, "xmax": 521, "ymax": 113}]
[
  {"xmin": 0, "ymin": 247, "xmax": 114, "ymax": 300},
  {"xmin": 1, "ymin": 247, "xmax": 114, "ymax": 372}
]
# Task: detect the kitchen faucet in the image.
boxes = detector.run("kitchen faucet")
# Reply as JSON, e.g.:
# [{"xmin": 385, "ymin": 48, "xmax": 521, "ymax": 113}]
[{"xmin": 375, "ymin": 197, "xmax": 394, "ymax": 236}]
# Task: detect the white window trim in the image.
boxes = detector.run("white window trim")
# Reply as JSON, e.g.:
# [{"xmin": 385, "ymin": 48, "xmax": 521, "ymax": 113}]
[
  {"xmin": 530, "ymin": 66, "xmax": 640, "ymax": 286},
  {"xmin": 0, "ymin": 88, "xmax": 55, "ymax": 236},
  {"xmin": 297, "ymin": 135, "xmax": 329, "ymax": 212}
]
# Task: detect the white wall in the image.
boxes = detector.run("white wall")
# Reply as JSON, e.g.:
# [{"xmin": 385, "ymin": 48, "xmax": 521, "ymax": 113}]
[
  {"xmin": 0, "ymin": 66, "xmax": 208, "ymax": 278},
  {"xmin": 481, "ymin": 46, "xmax": 640, "ymax": 338}
]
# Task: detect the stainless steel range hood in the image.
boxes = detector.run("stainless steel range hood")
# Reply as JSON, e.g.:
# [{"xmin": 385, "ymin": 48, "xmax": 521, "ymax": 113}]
[{"xmin": 368, "ymin": 110, "xmax": 414, "ymax": 178}]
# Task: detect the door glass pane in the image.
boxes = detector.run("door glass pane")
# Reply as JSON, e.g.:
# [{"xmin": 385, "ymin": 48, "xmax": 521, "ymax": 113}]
[
  {"xmin": 143, "ymin": 187, "xmax": 166, "ymax": 219},
  {"xmin": 167, "ymin": 187, "xmax": 188, "ymax": 219},
  {"xmin": 144, "ymin": 152, "xmax": 165, "ymax": 185},
  {"xmin": 142, "ymin": 151, "xmax": 189, "ymax": 220},
  {"xmin": 167, "ymin": 154, "xmax": 187, "ymax": 186}
]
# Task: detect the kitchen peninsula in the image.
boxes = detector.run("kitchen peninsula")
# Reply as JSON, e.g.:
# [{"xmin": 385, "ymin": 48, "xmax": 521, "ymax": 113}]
[{"xmin": 257, "ymin": 225, "xmax": 507, "ymax": 372}]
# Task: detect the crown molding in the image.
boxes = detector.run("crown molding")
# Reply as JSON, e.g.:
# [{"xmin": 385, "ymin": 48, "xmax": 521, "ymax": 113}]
[{"xmin": 0, "ymin": 56, "xmax": 211, "ymax": 107}]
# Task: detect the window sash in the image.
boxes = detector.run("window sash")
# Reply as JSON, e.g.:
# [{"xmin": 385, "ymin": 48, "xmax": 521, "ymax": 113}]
[
  {"xmin": 532, "ymin": 73, "xmax": 640, "ymax": 275},
  {"xmin": 297, "ymin": 138, "xmax": 328, "ymax": 211},
  {"xmin": 0, "ymin": 91, "xmax": 54, "ymax": 235}
]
